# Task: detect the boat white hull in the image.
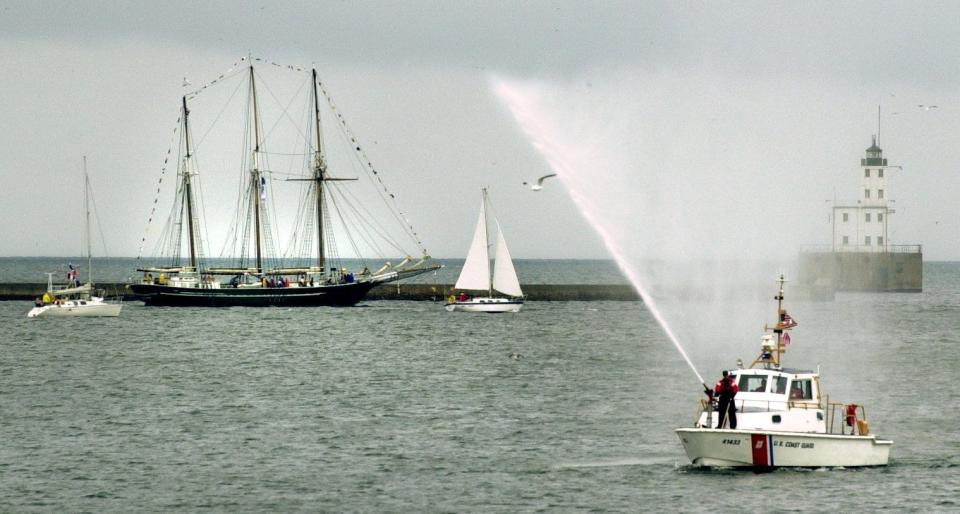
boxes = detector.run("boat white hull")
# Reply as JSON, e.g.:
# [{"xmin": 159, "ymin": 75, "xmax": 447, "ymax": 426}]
[
  {"xmin": 675, "ymin": 428, "xmax": 892, "ymax": 468},
  {"xmin": 445, "ymin": 297, "xmax": 523, "ymax": 313},
  {"xmin": 28, "ymin": 301, "xmax": 122, "ymax": 318}
]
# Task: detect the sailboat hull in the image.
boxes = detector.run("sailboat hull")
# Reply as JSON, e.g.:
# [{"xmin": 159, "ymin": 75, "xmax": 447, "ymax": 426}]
[
  {"xmin": 27, "ymin": 298, "xmax": 122, "ymax": 318},
  {"xmin": 445, "ymin": 297, "xmax": 523, "ymax": 313},
  {"xmin": 129, "ymin": 282, "xmax": 376, "ymax": 307}
]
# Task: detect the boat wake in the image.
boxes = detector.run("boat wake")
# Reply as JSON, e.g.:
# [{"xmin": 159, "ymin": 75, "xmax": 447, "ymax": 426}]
[{"xmin": 553, "ymin": 456, "xmax": 674, "ymax": 470}]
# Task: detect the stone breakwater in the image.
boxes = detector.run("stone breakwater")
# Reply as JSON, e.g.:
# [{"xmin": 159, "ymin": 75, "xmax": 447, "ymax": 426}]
[{"xmin": 0, "ymin": 283, "xmax": 640, "ymax": 302}]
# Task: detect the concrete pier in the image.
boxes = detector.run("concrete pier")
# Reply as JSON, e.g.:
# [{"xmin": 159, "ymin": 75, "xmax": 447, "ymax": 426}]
[
  {"xmin": 0, "ymin": 283, "xmax": 639, "ymax": 302},
  {"xmin": 797, "ymin": 248, "xmax": 923, "ymax": 293}
]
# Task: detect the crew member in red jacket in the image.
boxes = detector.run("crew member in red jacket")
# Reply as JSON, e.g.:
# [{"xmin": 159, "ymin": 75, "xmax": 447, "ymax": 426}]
[{"xmin": 714, "ymin": 370, "xmax": 739, "ymax": 429}]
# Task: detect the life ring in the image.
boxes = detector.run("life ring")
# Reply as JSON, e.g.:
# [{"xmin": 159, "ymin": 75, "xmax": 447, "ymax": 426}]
[{"xmin": 845, "ymin": 404, "xmax": 858, "ymax": 426}]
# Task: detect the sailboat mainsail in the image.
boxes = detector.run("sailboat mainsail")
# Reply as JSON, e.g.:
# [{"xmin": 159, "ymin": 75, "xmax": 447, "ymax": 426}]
[
  {"xmin": 452, "ymin": 188, "xmax": 523, "ymax": 298},
  {"xmin": 454, "ymin": 196, "xmax": 491, "ymax": 292},
  {"xmin": 130, "ymin": 57, "xmax": 439, "ymax": 307}
]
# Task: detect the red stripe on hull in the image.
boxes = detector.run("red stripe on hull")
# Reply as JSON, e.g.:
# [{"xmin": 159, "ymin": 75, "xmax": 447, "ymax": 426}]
[{"xmin": 751, "ymin": 434, "xmax": 769, "ymax": 466}]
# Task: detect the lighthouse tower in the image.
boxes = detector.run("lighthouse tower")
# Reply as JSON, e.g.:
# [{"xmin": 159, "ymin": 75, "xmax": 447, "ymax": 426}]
[
  {"xmin": 832, "ymin": 136, "xmax": 892, "ymax": 251},
  {"xmin": 799, "ymin": 132, "xmax": 922, "ymax": 293}
]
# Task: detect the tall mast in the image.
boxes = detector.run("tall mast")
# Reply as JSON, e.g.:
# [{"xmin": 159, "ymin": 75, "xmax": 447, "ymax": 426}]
[
  {"xmin": 774, "ymin": 274, "xmax": 785, "ymax": 364},
  {"xmin": 182, "ymin": 95, "xmax": 199, "ymax": 270},
  {"xmin": 83, "ymin": 156, "xmax": 91, "ymax": 284},
  {"xmin": 483, "ymin": 188, "xmax": 492, "ymax": 298},
  {"xmin": 312, "ymin": 68, "xmax": 326, "ymax": 274},
  {"xmin": 249, "ymin": 65, "xmax": 264, "ymax": 272}
]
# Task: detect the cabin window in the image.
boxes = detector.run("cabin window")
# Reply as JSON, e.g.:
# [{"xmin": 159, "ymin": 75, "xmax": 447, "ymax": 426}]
[
  {"xmin": 789, "ymin": 379, "xmax": 813, "ymax": 400},
  {"xmin": 772, "ymin": 415, "xmax": 782, "ymax": 423},
  {"xmin": 774, "ymin": 376, "xmax": 788, "ymax": 395},
  {"xmin": 738, "ymin": 374, "xmax": 767, "ymax": 393}
]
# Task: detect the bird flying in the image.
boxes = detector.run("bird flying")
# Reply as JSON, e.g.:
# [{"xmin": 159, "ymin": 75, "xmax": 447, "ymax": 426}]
[
  {"xmin": 918, "ymin": 104, "xmax": 938, "ymax": 110},
  {"xmin": 523, "ymin": 173, "xmax": 557, "ymax": 191}
]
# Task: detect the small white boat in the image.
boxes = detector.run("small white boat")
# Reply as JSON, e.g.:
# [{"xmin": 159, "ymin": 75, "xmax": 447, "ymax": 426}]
[
  {"xmin": 28, "ymin": 283, "xmax": 122, "ymax": 318},
  {"xmin": 446, "ymin": 188, "xmax": 524, "ymax": 313},
  {"xmin": 28, "ymin": 159, "xmax": 122, "ymax": 318},
  {"xmin": 675, "ymin": 275, "xmax": 892, "ymax": 468}
]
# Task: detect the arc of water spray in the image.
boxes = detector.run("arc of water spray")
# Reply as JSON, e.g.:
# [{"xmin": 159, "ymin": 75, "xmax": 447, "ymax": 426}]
[{"xmin": 492, "ymin": 78, "xmax": 707, "ymax": 388}]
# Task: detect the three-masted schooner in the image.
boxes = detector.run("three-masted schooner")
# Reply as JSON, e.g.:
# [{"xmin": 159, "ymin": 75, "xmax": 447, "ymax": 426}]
[{"xmin": 130, "ymin": 59, "xmax": 438, "ymax": 306}]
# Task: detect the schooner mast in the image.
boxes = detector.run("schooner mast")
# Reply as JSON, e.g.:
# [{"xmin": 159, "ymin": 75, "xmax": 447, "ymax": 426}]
[
  {"xmin": 285, "ymin": 67, "xmax": 356, "ymax": 278},
  {"xmin": 181, "ymin": 95, "xmax": 199, "ymax": 271},
  {"xmin": 312, "ymin": 68, "xmax": 327, "ymax": 275},
  {"xmin": 248, "ymin": 64, "xmax": 266, "ymax": 273}
]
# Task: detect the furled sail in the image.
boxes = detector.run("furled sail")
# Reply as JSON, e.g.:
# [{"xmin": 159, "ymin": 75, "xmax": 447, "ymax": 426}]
[
  {"xmin": 492, "ymin": 220, "xmax": 523, "ymax": 297},
  {"xmin": 454, "ymin": 196, "xmax": 491, "ymax": 291}
]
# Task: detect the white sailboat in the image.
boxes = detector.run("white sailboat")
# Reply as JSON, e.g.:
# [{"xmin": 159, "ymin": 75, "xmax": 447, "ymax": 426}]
[
  {"xmin": 28, "ymin": 159, "xmax": 122, "ymax": 318},
  {"xmin": 446, "ymin": 188, "xmax": 524, "ymax": 313}
]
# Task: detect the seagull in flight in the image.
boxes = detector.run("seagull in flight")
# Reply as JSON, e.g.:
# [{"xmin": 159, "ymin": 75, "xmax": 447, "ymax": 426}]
[
  {"xmin": 523, "ymin": 173, "xmax": 557, "ymax": 191},
  {"xmin": 918, "ymin": 104, "xmax": 938, "ymax": 110}
]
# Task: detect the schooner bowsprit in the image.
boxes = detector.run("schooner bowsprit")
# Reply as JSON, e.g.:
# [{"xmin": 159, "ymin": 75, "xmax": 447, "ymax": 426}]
[{"xmin": 130, "ymin": 58, "xmax": 439, "ymax": 306}]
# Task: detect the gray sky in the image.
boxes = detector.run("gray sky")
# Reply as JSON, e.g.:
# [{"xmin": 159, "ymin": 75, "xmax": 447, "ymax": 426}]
[{"xmin": 3, "ymin": 1, "xmax": 960, "ymax": 260}]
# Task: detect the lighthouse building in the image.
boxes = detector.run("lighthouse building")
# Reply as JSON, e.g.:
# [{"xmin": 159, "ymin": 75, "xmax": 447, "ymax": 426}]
[
  {"xmin": 798, "ymin": 134, "xmax": 922, "ymax": 293},
  {"xmin": 832, "ymin": 136, "xmax": 891, "ymax": 251}
]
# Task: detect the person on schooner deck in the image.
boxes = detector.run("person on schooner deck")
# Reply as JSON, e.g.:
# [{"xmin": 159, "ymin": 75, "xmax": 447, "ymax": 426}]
[{"xmin": 714, "ymin": 370, "xmax": 739, "ymax": 429}]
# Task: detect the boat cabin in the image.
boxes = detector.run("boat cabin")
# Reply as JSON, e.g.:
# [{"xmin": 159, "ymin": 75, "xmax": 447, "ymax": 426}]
[{"xmin": 698, "ymin": 365, "xmax": 826, "ymax": 433}]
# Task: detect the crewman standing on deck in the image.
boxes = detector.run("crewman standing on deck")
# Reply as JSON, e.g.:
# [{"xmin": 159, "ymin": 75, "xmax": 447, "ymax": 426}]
[{"xmin": 714, "ymin": 370, "xmax": 739, "ymax": 429}]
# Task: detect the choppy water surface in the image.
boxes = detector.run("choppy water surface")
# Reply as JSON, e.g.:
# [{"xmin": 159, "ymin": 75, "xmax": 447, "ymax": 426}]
[{"xmin": 1, "ymin": 262, "xmax": 958, "ymax": 511}]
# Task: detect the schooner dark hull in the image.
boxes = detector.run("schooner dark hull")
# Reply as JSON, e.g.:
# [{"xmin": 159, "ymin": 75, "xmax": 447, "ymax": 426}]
[{"xmin": 129, "ymin": 281, "xmax": 377, "ymax": 307}]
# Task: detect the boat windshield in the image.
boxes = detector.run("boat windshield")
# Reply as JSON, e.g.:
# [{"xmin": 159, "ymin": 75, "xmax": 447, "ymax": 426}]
[
  {"xmin": 790, "ymin": 378, "xmax": 814, "ymax": 400},
  {"xmin": 738, "ymin": 374, "xmax": 768, "ymax": 393},
  {"xmin": 773, "ymin": 376, "xmax": 788, "ymax": 395}
]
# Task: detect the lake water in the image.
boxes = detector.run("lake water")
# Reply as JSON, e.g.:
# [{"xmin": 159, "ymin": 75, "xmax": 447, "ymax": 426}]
[{"xmin": 1, "ymin": 260, "xmax": 957, "ymax": 511}]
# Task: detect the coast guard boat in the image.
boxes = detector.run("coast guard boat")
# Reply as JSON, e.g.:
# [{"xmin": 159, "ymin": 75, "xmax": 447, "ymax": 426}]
[{"xmin": 675, "ymin": 275, "xmax": 892, "ymax": 468}]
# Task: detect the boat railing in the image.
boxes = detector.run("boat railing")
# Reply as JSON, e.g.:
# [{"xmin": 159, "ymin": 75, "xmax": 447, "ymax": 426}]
[
  {"xmin": 823, "ymin": 398, "xmax": 868, "ymax": 435},
  {"xmin": 696, "ymin": 397, "xmax": 869, "ymax": 435}
]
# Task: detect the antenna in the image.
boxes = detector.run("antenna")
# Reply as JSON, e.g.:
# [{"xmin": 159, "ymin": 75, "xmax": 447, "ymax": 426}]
[{"xmin": 877, "ymin": 105, "xmax": 881, "ymax": 145}]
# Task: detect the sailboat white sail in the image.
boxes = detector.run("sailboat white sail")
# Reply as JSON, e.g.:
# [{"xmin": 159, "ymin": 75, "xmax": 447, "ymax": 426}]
[{"xmin": 447, "ymin": 188, "xmax": 524, "ymax": 313}]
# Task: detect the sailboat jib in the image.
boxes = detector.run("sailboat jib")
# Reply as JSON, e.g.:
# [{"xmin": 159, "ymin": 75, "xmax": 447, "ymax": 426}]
[
  {"xmin": 492, "ymin": 221, "xmax": 523, "ymax": 297},
  {"xmin": 129, "ymin": 57, "xmax": 439, "ymax": 307},
  {"xmin": 454, "ymin": 194, "xmax": 491, "ymax": 291}
]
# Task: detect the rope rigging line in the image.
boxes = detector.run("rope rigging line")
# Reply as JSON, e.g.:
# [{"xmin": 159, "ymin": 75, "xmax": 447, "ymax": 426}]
[
  {"xmin": 333, "ymin": 182, "xmax": 407, "ymax": 256},
  {"xmin": 184, "ymin": 58, "xmax": 248, "ymax": 101},
  {"xmin": 329, "ymin": 186, "xmax": 391, "ymax": 262},
  {"xmin": 327, "ymin": 190, "xmax": 369, "ymax": 269},
  {"xmin": 85, "ymin": 177, "xmax": 111, "ymax": 259},
  {"xmin": 137, "ymin": 116, "xmax": 181, "ymax": 262},
  {"xmin": 246, "ymin": 55, "xmax": 430, "ymax": 256},
  {"xmin": 193, "ymin": 75, "xmax": 245, "ymax": 152}
]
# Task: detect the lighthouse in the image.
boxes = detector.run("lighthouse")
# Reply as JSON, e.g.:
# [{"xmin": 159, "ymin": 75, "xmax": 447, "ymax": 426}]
[
  {"xmin": 832, "ymin": 136, "xmax": 892, "ymax": 251},
  {"xmin": 799, "ymin": 133, "xmax": 922, "ymax": 293}
]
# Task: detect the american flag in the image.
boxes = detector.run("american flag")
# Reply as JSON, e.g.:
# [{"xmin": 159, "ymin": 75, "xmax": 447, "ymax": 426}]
[{"xmin": 780, "ymin": 311, "xmax": 798, "ymax": 329}]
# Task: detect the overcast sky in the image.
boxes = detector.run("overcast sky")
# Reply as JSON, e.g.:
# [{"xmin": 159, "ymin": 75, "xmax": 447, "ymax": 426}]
[{"xmin": 3, "ymin": 1, "xmax": 960, "ymax": 261}]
